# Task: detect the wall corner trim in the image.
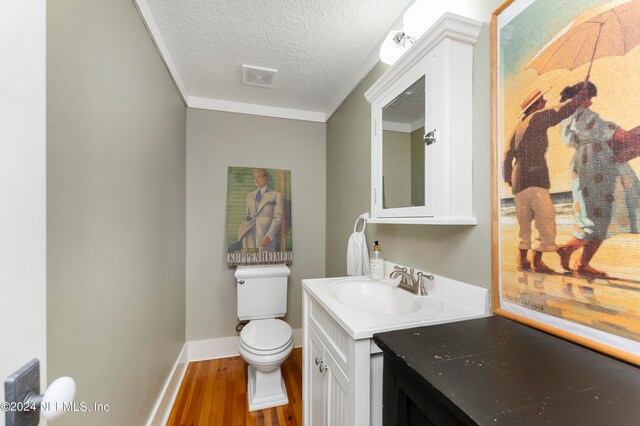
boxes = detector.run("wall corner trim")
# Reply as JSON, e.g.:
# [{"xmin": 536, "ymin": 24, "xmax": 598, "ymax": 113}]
[
  {"xmin": 133, "ymin": 0, "xmax": 189, "ymax": 104},
  {"xmin": 145, "ymin": 343, "xmax": 189, "ymax": 426}
]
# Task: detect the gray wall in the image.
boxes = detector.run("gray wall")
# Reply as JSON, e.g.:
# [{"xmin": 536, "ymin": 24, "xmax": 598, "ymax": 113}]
[
  {"xmin": 326, "ymin": 2, "xmax": 503, "ymax": 289},
  {"xmin": 326, "ymin": 63, "xmax": 387, "ymax": 275},
  {"xmin": 186, "ymin": 109, "xmax": 326, "ymax": 341},
  {"xmin": 47, "ymin": 1, "xmax": 186, "ymax": 424}
]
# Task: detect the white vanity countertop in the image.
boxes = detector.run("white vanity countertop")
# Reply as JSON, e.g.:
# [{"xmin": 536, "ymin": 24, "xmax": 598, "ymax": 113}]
[{"xmin": 302, "ymin": 263, "xmax": 490, "ymax": 340}]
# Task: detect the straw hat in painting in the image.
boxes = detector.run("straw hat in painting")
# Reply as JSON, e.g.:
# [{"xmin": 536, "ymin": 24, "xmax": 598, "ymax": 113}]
[{"xmin": 517, "ymin": 88, "xmax": 550, "ymax": 118}]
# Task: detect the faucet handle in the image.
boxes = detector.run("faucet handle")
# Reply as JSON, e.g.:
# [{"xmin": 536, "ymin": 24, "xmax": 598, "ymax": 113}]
[
  {"xmin": 393, "ymin": 265, "xmax": 407, "ymax": 272},
  {"xmin": 416, "ymin": 272, "xmax": 435, "ymax": 282},
  {"xmin": 415, "ymin": 272, "xmax": 431, "ymax": 296},
  {"xmin": 426, "ymin": 273, "xmax": 435, "ymax": 281}
]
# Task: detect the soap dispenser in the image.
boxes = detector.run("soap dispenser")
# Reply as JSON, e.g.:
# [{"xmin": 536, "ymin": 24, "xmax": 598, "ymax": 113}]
[{"xmin": 370, "ymin": 241, "xmax": 385, "ymax": 280}]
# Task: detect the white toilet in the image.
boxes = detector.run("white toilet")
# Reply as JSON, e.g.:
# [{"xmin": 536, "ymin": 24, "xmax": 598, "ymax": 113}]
[{"xmin": 235, "ymin": 264, "xmax": 293, "ymax": 411}]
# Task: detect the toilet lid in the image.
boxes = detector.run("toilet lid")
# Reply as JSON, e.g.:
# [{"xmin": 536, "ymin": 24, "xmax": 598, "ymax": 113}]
[{"xmin": 241, "ymin": 319, "xmax": 292, "ymax": 352}]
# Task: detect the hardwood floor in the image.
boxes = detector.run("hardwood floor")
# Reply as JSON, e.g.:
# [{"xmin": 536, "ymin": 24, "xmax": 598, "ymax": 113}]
[{"xmin": 167, "ymin": 348, "xmax": 302, "ymax": 426}]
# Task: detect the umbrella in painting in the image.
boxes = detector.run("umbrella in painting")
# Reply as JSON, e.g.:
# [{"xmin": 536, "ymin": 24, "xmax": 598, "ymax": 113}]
[{"xmin": 526, "ymin": 0, "xmax": 640, "ymax": 80}]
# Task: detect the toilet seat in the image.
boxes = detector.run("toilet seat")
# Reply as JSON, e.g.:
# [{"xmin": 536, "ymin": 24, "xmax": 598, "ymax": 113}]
[{"xmin": 241, "ymin": 319, "xmax": 293, "ymax": 355}]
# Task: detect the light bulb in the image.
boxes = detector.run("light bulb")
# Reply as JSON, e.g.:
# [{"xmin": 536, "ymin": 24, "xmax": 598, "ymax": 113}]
[{"xmin": 379, "ymin": 30, "xmax": 412, "ymax": 65}]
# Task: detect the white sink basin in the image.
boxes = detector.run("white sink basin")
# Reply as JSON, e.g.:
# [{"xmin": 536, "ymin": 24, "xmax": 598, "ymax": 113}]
[
  {"xmin": 302, "ymin": 270, "xmax": 490, "ymax": 426},
  {"xmin": 329, "ymin": 279, "xmax": 428, "ymax": 315},
  {"xmin": 303, "ymin": 271, "xmax": 489, "ymax": 339}
]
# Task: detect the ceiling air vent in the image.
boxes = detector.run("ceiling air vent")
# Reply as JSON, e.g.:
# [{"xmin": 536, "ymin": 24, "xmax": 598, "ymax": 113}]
[{"xmin": 242, "ymin": 65, "xmax": 277, "ymax": 88}]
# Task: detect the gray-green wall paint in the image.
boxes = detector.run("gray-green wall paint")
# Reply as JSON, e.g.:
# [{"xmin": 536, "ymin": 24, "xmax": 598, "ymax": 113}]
[
  {"xmin": 186, "ymin": 109, "xmax": 326, "ymax": 341},
  {"xmin": 326, "ymin": 62, "xmax": 387, "ymax": 275},
  {"xmin": 47, "ymin": 0, "xmax": 186, "ymax": 424},
  {"xmin": 326, "ymin": 2, "xmax": 504, "ymax": 289}
]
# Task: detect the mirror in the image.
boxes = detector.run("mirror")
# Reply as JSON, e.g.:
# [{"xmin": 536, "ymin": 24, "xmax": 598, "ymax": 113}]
[{"xmin": 381, "ymin": 76, "xmax": 425, "ymax": 209}]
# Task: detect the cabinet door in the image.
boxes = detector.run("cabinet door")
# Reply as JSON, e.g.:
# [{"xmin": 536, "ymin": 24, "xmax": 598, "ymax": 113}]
[
  {"xmin": 325, "ymin": 347, "xmax": 350, "ymax": 426},
  {"xmin": 308, "ymin": 327, "xmax": 326, "ymax": 426}
]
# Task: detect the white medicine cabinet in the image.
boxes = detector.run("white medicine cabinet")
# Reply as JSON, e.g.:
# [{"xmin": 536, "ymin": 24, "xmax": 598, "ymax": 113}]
[{"xmin": 365, "ymin": 13, "xmax": 481, "ymax": 225}]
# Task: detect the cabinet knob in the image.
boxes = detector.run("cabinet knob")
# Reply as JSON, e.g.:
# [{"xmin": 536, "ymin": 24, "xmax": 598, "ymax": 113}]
[
  {"xmin": 424, "ymin": 129, "xmax": 437, "ymax": 145},
  {"xmin": 237, "ymin": 280, "xmax": 245, "ymax": 285},
  {"xmin": 319, "ymin": 363, "xmax": 329, "ymax": 373},
  {"xmin": 314, "ymin": 357, "xmax": 323, "ymax": 366}
]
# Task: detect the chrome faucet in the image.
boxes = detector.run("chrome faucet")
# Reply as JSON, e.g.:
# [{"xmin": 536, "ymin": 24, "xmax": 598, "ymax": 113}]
[{"xmin": 389, "ymin": 265, "xmax": 432, "ymax": 296}]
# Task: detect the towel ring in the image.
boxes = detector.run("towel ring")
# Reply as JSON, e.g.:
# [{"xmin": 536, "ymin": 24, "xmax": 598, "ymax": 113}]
[{"xmin": 353, "ymin": 214, "xmax": 367, "ymax": 233}]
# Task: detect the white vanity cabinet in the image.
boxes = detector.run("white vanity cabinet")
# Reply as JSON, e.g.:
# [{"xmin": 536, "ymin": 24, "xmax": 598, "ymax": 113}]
[
  {"xmin": 303, "ymin": 291, "xmax": 372, "ymax": 426},
  {"xmin": 307, "ymin": 326, "xmax": 349, "ymax": 425},
  {"xmin": 302, "ymin": 269, "xmax": 490, "ymax": 426}
]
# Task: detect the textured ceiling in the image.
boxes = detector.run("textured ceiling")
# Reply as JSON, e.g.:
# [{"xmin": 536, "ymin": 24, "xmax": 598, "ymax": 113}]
[{"xmin": 140, "ymin": 0, "xmax": 413, "ymax": 120}]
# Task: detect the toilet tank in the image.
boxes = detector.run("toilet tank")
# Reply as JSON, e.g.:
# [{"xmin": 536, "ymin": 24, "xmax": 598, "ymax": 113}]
[{"xmin": 236, "ymin": 264, "xmax": 290, "ymax": 321}]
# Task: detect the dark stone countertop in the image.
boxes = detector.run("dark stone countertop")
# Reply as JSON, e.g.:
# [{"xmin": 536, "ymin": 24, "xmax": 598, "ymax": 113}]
[{"xmin": 373, "ymin": 315, "xmax": 640, "ymax": 425}]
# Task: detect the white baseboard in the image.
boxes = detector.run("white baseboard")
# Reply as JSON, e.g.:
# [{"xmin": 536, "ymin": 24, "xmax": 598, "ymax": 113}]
[
  {"xmin": 146, "ymin": 343, "xmax": 189, "ymax": 426},
  {"xmin": 188, "ymin": 328, "xmax": 303, "ymax": 362},
  {"xmin": 188, "ymin": 335, "xmax": 240, "ymax": 361},
  {"xmin": 145, "ymin": 328, "xmax": 303, "ymax": 425},
  {"xmin": 292, "ymin": 328, "xmax": 302, "ymax": 349}
]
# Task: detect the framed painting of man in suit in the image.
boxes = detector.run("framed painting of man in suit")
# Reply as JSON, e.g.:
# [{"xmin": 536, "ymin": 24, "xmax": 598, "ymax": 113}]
[
  {"xmin": 226, "ymin": 166, "xmax": 293, "ymax": 265},
  {"xmin": 492, "ymin": 0, "xmax": 640, "ymax": 364}
]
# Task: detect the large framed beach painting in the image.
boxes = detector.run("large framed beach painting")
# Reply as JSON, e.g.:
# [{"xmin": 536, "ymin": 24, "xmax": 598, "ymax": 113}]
[{"xmin": 491, "ymin": 0, "xmax": 640, "ymax": 364}]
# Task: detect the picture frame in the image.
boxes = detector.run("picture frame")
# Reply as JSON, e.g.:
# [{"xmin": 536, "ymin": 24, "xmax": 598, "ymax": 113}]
[
  {"xmin": 491, "ymin": 0, "xmax": 640, "ymax": 364},
  {"xmin": 226, "ymin": 166, "xmax": 293, "ymax": 265}
]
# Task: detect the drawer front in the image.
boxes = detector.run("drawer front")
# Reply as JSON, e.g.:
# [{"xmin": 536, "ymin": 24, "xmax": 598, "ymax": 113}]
[{"xmin": 309, "ymin": 298, "xmax": 349, "ymax": 373}]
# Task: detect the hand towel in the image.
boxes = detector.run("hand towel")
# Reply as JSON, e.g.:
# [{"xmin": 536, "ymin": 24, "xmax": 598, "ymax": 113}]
[{"xmin": 347, "ymin": 231, "xmax": 370, "ymax": 276}]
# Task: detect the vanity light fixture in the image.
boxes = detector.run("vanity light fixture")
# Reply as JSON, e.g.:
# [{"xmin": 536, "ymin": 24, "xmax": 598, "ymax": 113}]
[
  {"xmin": 379, "ymin": 0, "xmax": 432, "ymax": 65},
  {"xmin": 379, "ymin": 30, "xmax": 415, "ymax": 65}
]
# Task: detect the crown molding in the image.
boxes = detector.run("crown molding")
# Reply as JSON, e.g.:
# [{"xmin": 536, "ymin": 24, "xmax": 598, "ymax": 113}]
[
  {"xmin": 188, "ymin": 96, "xmax": 326, "ymax": 122},
  {"xmin": 134, "ymin": 0, "xmax": 189, "ymax": 105},
  {"xmin": 324, "ymin": 43, "xmax": 384, "ymax": 120}
]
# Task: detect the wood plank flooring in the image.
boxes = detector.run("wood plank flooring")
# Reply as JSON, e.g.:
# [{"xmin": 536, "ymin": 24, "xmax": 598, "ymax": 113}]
[{"xmin": 167, "ymin": 348, "xmax": 302, "ymax": 426}]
